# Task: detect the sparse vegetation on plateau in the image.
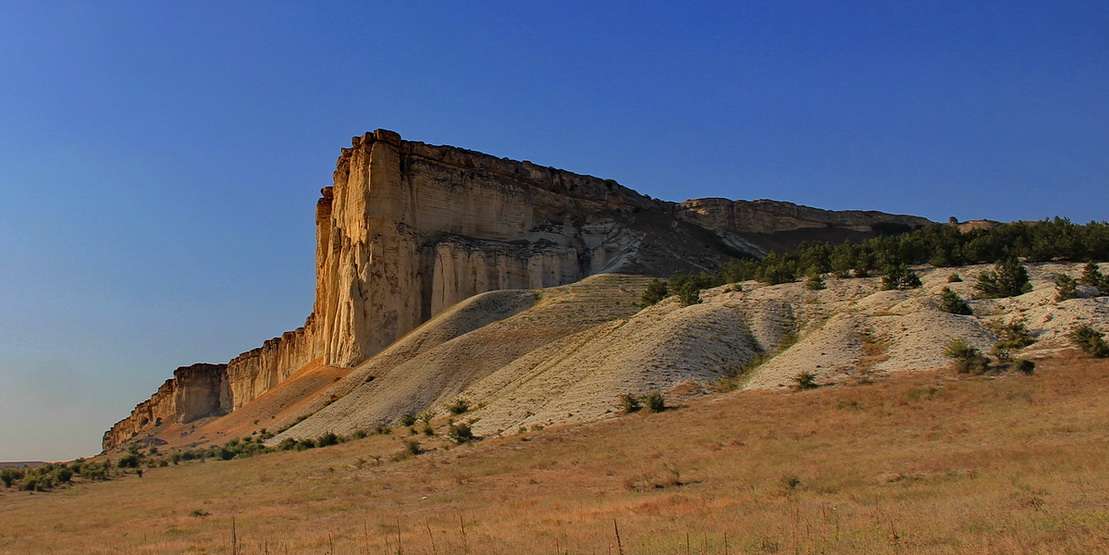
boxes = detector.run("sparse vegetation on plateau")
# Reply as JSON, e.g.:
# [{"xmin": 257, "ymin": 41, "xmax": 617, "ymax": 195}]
[{"xmin": 642, "ymin": 218, "xmax": 1109, "ymax": 303}]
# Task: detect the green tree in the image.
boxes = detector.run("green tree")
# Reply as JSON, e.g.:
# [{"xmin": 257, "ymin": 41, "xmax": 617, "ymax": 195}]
[
  {"xmin": 974, "ymin": 258, "xmax": 1032, "ymax": 299},
  {"xmin": 805, "ymin": 270, "xmax": 826, "ymax": 291},
  {"xmin": 881, "ymin": 264, "xmax": 922, "ymax": 290},
  {"xmin": 1068, "ymin": 325, "xmax": 1109, "ymax": 357},
  {"xmin": 944, "ymin": 338, "xmax": 989, "ymax": 374},
  {"xmin": 1055, "ymin": 273, "xmax": 1078, "ymax": 302},
  {"xmin": 640, "ymin": 279, "xmax": 669, "ymax": 307},
  {"xmin": 938, "ymin": 287, "xmax": 973, "ymax": 315},
  {"xmin": 669, "ymin": 271, "xmax": 712, "ymax": 306},
  {"xmin": 1079, "ymin": 261, "xmax": 1103, "ymax": 287}
]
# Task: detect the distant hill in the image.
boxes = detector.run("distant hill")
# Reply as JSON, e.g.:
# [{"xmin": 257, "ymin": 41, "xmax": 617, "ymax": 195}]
[{"xmin": 0, "ymin": 461, "xmax": 48, "ymax": 469}]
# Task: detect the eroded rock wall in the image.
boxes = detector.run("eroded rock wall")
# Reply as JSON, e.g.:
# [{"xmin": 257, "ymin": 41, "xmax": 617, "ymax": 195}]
[
  {"xmin": 312, "ymin": 129, "xmax": 668, "ymax": 368},
  {"xmin": 103, "ymin": 364, "xmax": 227, "ymax": 450}
]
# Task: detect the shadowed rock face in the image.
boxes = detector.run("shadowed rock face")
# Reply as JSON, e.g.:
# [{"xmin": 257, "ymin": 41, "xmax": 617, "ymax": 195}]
[{"xmin": 102, "ymin": 130, "xmax": 929, "ymax": 452}]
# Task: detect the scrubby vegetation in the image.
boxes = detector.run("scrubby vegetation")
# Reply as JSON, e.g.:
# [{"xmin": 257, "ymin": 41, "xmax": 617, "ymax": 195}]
[
  {"xmin": 446, "ymin": 398, "xmax": 471, "ymax": 415},
  {"xmin": 1069, "ymin": 325, "xmax": 1109, "ymax": 357},
  {"xmin": 943, "ymin": 338, "xmax": 990, "ymax": 374},
  {"xmin": 937, "ymin": 287, "xmax": 972, "ymax": 315},
  {"xmin": 1055, "ymin": 273, "xmax": 1079, "ymax": 301},
  {"xmin": 1079, "ymin": 261, "xmax": 1108, "ymax": 293},
  {"xmin": 9, "ymin": 356, "xmax": 1108, "ymax": 554},
  {"xmin": 791, "ymin": 371, "xmax": 819, "ymax": 390},
  {"xmin": 618, "ymin": 391, "xmax": 667, "ymax": 413},
  {"xmin": 880, "ymin": 264, "xmax": 921, "ymax": 290},
  {"xmin": 11, "ymin": 414, "xmax": 479, "ymax": 491},
  {"xmin": 974, "ymin": 257, "xmax": 1032, "ymax": 299},
  {"xmin": 0, "ymin": 458, "xmax": 113, "ymax": 492},
  {"xmin": 943, "ymin": 319, "xmax": 1039, "ymax": 375},
  {"xmin": 642, "ymin": 218, "xmax": 1108, "ymax": 303}
]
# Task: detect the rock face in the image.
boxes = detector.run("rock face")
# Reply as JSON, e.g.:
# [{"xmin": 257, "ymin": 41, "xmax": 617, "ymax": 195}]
[
  {"xmin": 103, "ymin": 364, "xmax": 227, "ymax": 449},
  {"xmin": 102, "ymin": 129, "xmax": 930, "ymax": 452}
]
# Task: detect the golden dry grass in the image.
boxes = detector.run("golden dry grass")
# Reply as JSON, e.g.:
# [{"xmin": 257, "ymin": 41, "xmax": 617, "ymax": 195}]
[{"xmin": 2, "ymin": 355, "xmax": 1108, "ymax": 554}]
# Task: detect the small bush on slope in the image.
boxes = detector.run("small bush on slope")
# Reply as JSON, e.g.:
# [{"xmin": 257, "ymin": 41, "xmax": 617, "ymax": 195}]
[
  {"xmin": 938, "ymin": 287, "xmax": 972, "ymax": 315},
  {"xmin": 974, "ymin": 258, "xmax": 1032, "ymax": 299},
  {"xmin": 1055, "ymin": 273, "xmax": 1079, "ymax": 302},
  {"xmin": 1068, "ymin": 325, "xmax": 1109, "ymax": 357},
  {"xmin": 944, "ymin": 338, "xmax": 990, "ymax": 374}
]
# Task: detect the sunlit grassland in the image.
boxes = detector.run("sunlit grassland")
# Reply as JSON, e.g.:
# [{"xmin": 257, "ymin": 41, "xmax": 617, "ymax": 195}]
[{"xmin": 2, "ymin": 355, "xmax": 1107, "ymax": 553}]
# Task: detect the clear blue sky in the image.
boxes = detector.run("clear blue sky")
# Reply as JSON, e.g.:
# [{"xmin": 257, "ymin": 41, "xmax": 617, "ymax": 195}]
[{"xmin": 1, "ymin": 1, "xmax": 1106, "ymax": 461}]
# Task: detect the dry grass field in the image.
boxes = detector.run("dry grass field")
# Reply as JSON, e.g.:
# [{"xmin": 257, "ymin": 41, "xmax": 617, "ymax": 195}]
[{"xmin": 3, "ymin": 355, "xmax": 1108, "ymax": 554}]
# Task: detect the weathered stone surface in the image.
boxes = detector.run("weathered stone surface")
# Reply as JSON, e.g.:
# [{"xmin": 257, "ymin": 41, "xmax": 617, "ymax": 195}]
[
  {"xmin": 102, "ymin": 363, "xmax": 227, "ymax": 450},
  {"xmin": 103, "ymin": 130, "xmax": 930, "ymax": 452}
]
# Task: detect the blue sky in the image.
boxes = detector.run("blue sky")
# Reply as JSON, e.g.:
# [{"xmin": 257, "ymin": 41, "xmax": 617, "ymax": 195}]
[{"xmin": 1, "ymin": 1, "xmax": 1106, "ymax": 460}]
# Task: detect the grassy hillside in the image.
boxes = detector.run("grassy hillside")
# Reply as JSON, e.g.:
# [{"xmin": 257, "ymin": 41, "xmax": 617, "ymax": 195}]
[{"xmin": 3, "ymin": 354, "xmax": 1107, "ymax": 554}]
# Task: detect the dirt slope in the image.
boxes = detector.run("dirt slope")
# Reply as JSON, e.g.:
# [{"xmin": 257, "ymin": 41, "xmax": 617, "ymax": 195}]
[{"xmin": 169, "ymin": 262, "xmax": 1108, "ymax": 448}]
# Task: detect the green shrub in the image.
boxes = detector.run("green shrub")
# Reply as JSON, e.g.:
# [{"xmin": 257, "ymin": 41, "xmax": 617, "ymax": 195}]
[
  {"xmin": 618, "ymin": 393, "xmax": 641, "ymax": 412},
  {"xmin": 975, "ymin": 258, "xmax": 1032, "ymax": 299},
  {"xmin": 399, "ymin": 413, "xmax": 417, "ymax": 427},
  {"xmin": 1012, "ymin": 359, "xmax": 1035, "ymax": 375},
  {"xmin": 1055, "ymin": 273, "xmax": 1079, "ymax": 302},
  {"xmin": 881, "ymin": 264, "xmax": 921, "ymax": 290},
  {"xmin": 447, "ymin": 422, "xmax": 474, "ymax": 444},
  {"xmin": 805, "ymin": 271, "xmax": 826, "ymax": 291},
  {"xmin": 640, "ymin": 279, "xmax": 669, "ymax": 307},
  {"xmin": 670, "ymin": 271, "xmax": 712, "ymax": 306},
  {"xmin": 944, "ymin": 338, "xmax": 990, "ymax": 374},
  {"xmin": 792, "ymin": 371, "xmax": 819, "ymax": 390},
  {"xmin": 1, "ymin": 468, "xmax": 22, "ymax": 488},
  {"xmin": 446, "ymin": 399, "xmax": 470, "ymax": 415},
  {"xmin": 116, "ymin": 453, "xmax": 142, "ymax": 469},
  {"xmin": 1068, "ymin": 325, "xmax": 1109, "ymax": 357},
  {"xmin": 1079, "ymin": 262, "xmax": 1103, "ymax": 287},
  {"xmin": 938, "ymin": 287, "xmax": 973, "ymax": 315},
  {"xmin": 642, "ymin": 392, "xmax": 666, "ymax": 413},
  {"xmin": 77, "ymin": 461, "xmax": 109, "ymax": 480},
  {"xmin": 317, "ymin": 432, "xmax": 339, "ymax": 447},
  {"xmin": 403, "ymin": 440, "xmax": 421, "ymax": 455},
  {"xmin": 948, "ymin": 273, "xmax": 963, "ymax": 283},
  {"xmin": 988, "ymin": 319, "xmax": 1035, "ymax": 362}
]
